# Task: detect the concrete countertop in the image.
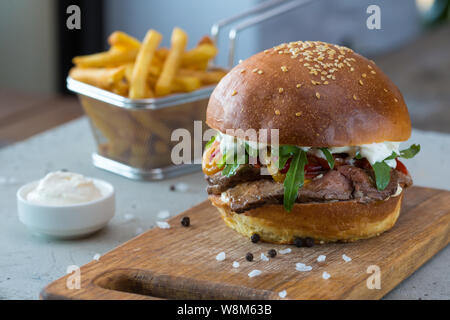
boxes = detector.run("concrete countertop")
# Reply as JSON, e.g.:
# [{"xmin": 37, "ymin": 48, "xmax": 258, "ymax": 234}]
[{"xmin": 0, "ymin": 117, "xmax": 448, "ymax": 300}]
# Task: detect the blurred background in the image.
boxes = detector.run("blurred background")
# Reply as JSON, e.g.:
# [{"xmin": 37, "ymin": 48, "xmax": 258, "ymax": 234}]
[{"xmin": 0, "ymin": 0, "xmax": 449, "ymax": 147}]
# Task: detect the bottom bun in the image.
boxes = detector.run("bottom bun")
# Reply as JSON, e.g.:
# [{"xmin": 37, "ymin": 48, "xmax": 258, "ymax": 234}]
[{"xmin": 209, "ymin": 192, "xmax": 404, "ymax": 244}]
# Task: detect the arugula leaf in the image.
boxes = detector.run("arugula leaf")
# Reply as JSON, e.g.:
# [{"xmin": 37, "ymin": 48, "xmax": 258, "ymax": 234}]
[
  {"xmin": 399, "ymin": 144, "xmax": 420, "ymax": 159},
  {"xmin": 320, "ymin": 148, "xmax": 335, "ymax": 169},
  {"xmin": 276, "ymin": 145, "xmax": 298, "ymax": 169},
  {"xmin": 222, "ymin": 163, "xmax": 240, "ymax": 177},
  {"xmin": 372, "ymin": 161, "xmax": 392, "ymax": 190},
  {"xmin": 355, "ymin": 152, "xmax": 362, "ymax": 160},
  {"xmin": 283, "ymin": 149, "xmax": 307, "ymax": 212},
  {"xmin": 205, "ymin": 135, "xmax": 216, "ymax": 149},
  {"xmin": 384, "ymin": 151, "xmax": 398, "ymax": 160}
]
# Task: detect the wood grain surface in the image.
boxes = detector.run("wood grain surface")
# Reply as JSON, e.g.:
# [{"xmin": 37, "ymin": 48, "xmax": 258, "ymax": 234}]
[{"xmin": 41, "ymin": 186, "xmax": 450, "ymax": 300}]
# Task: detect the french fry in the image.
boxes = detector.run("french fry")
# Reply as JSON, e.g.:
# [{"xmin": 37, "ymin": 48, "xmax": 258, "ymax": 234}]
[
  {"xmin": 156, "ymin": 43, "xmax": 217, "ymax": 68},
  {"xmin": 181, "ymin": 44, "xmax": 217, "ymax": 67},
  {"xmin": 172, "ymin": 76, "xmax": 201, "ymax": 93},
  {"xmin": 125, "ymin": 61, "xmax": 161, "ymax": 85},
  {"xmin": 131, "ymin": 111, "xmax": 172, "ymax": 140},
  {"xmin": 112, "ymin": 80, "xmax": 129, "ymax": 96},
  {"xmin": 177, "ymin": 69, "xmax": 227, "ymax": 85},
  {"xmin": 69, "ymin": 66, "xmax": 125, "ymax": 89},
  {"xmin": 108, "ymin": 31, "xmax": 141, "ymax": 49},
  {"xmin": 197, "ymin": 35, "xmax": 214, "ymax": 46},
  {"xmin": 72, "ymin": 48, "xmax": 138, "ymax": 68},
  {"xmin": 155, "ymin": 27, "xmax": 188, "ymax": 96},
  {"xmin": 129, "ymin": 29, "xmax": 162, "ymax": 99},
  {"xmin": 124, "ymin": 63, "xmax": 134, "ymax": 83}
]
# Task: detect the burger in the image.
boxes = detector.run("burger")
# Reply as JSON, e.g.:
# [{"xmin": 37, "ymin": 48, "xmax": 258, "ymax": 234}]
[{"xmin": 202, "ymin": 41, "xmax": 420, "ymax": 244}]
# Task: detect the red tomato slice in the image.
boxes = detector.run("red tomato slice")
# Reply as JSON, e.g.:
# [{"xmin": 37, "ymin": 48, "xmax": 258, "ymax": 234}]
[{"xmin": 396, "ymin": 159, "xmax": 408, "ymax": 175}]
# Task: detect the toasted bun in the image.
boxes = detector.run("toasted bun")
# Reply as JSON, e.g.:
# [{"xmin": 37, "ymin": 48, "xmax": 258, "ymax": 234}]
[
  {"xmin": 209, "ymin": 192, "xmax": 403, "ymax": 243},
  {"xmin": 207, "ymin": 41, "xmax": 411, "ymax": 146}
]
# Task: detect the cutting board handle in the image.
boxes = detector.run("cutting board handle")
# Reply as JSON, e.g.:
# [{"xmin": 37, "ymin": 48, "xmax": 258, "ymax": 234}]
[{"xmin": 92, "ymin": 268, "xmax": 272, "ymax": 300}]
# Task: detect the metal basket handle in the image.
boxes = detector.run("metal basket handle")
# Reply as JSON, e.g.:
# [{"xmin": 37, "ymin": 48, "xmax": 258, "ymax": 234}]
[
  {"xmin": 211, "ymin": 0, "xmax": 315, "ymax": 68},
  {"xmin": 210, "ymin": 0, "xmax": 286, "ymax": 64}
]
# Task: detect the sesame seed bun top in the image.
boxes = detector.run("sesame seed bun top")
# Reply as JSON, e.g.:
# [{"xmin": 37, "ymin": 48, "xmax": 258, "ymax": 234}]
[{"xmin": 206, "ymin": 41, "xmax": 411, "ymax": 146}]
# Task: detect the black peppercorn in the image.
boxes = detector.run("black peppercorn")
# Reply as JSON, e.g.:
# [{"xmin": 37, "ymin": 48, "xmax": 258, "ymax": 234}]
[
  {"xmin": 293, "ymin": 237, "xmax": 304, "ymax": 247},
  {"xmin": 245, "ymin": 252, "xmax": 254, "ymax": 262},
  {"xmin": 180, "ymin": 216, "xmax": 190, "ymax": 227},
  {"xmin": 304, "ymin": 237, "xmax": 314, "ymax": 247},
  {"xmin": 268, "ymin": 249, "xmax": 277, "ymax": 258},
  {"xmin": 251, "ymin": 233, "xmax": 260, "ymax": 243},
  {"xmin": 170, "ymin": 185, "xmax": 176, "ymax": 191}
]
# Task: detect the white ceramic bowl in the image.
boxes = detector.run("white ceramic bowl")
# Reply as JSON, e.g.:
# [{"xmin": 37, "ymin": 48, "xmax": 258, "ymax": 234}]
[{"xmin": 17, "ymin": 178, "xmax": 115, "ymax": 239}]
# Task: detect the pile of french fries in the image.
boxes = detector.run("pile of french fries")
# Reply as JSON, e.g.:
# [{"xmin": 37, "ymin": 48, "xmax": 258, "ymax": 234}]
[
  {"xmin": 70, "ymin": 28, "xmax": 227, "ymax": 98},
  {"xmin": 70, "ymin": 28, "xmax": 223, "ymax": 170}
]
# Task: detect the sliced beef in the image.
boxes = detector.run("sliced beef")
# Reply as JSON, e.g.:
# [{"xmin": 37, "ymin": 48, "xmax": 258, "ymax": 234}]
[
  {"xmin": 298, "ymin": 170, "xmax": 353, "ymax": 202},
  {"xmin": 226, "ymin": 180, "xmax": 284, "ymax": 213},
  {"xmin": 337, "ymin": 165, "xmax": 412, "ymax": 203},
  {"xmin": 220, "ymin": 166, "xmax": 412, "ymax": 213},
  {"xmin": 225, "ymin": 170, "xmax": 352, "ymax": 212},
  {"xmin": 206, "ymin": 164, "xmax": 267, "ymax": 195}
]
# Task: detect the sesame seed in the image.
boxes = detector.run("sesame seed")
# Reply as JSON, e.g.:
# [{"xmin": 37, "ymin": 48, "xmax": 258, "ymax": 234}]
[
  {"xmin": 350, "ymin": 67, "xmax": 355, "ymax": 72},
  {"xmin": 323, "ymin": 81, "xmax": 329, "ymax": 84},
  {"xmin": 281, "ymin": 66, "xmax": 288, "ymax": 72},
  {"xmin": 368, "ymin": 64, "xmax": 373, "ymax": 69},
  {"xmin": 257, "ymin": 70, "xmax": 263, "ymax": 74},
  {"xmin": 353, "ymin": 94, "xmax": 358, "ymax": 100},
  {"xmin": 383, "ymin": 88, "xmax": 388, "ymax": 92},
  {"xmin": 394, "ymin": 98, "xmax": 398, "ymax": 103},
  {"xmin": 252, "ymin": 68, "xmax": 258, "ymax": 73},
  {"xmin": 362, "ymin": 73, "xmax": 367, "ymax": 78},
  {"xmin": 278, "ymin": 88, "xmax": 284, "ymax": 93},
  {"xmin": 275, "ymin": 109, "xmax": 280, "ymax": 115},
  {"xmin": 295, "ymin": 112, "xmax": 302, "ymax": 117},
  {"xmin": 315, "ymin": 92, "xmax": 321, "ymax": 99},
  {"xmin": 238, "ymin": 59, "xmax": 243, "ymax": 64},
  {"xmin": 296, "ymin": 83, "xmax": 302, "ymax": 88},
  {"xmin": 240, "ymin": 69, "xmax": 245, "ymax": 74},
  {"xmin": 359, "ymin": 79, "xmax": 364, "ymax": 86},
  {"xmin": 264, "ymin": 49, "xmax": 269, "ymax": 53},
  {"xmin": 371, "ymin": 70, "xmax": 376, "ymax": 74},
  {"xmin": 231, "ymin": 90, "xmax": 237, "ymax": 96}
]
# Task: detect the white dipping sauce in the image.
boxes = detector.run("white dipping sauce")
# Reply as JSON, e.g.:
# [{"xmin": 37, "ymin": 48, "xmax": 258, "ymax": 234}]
[{"xmin": 27, "ymin": 171, "xmax": 103, "ymax": 206}]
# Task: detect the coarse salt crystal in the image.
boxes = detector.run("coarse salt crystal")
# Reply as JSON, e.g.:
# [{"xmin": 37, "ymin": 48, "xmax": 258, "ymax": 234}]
[
  {"xmin": 322, "ymin": 271, "xmax": 331, "ymax": 279},
  {"xmin": 156, "ymin": 221, "xmax": 170, "ymax": 229},
  {"xmin": 317, "ymin": 255, "xmax": 326, "ymax": 262},
  {"xmin": 216, "ymin": 252, "xmax": 226, "ymax": 261},
  {"xmin": 93, "ymin": 253, "xmax": 101, "ymax": 261},
  {"xmin": 342, "ymin": 254, "xmax": 352, "ymax": 262},
  {"xmin": 232, "ymin": 261, "xmax": 240, "ymax": 268},
  {"xmin": 278, "ymin": 290, "xmax": 287, "ymax": 298},
  {"xmin": 295, "ymin": 263, "xmax": 312, "ymax": 272},
  {"xmin": 279, "ymin": 248, "xmax": 292, "ymax": 255},
  {"xmin": 260, "ymin": 253, "xmax": 269, "ymax": 261},
  {"xmin": 157, "ymin": 210, "xmax": 170, "ymax": 219},
  {"xmin": 175, "ymin": 182, "xmax": 189, "ymax": 192},
  {"xmin": 248, "ymin": 270, "xmax": 262, "ymax": 278}
]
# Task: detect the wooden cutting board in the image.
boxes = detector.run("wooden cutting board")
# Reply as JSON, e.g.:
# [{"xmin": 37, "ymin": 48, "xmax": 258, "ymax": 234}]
[{"xmin": 41, "ymin": 186, "xmax": 450, "ymax": 300}]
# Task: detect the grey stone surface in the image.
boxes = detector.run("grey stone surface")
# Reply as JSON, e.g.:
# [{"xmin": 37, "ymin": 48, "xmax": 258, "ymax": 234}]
[{"xmin": 0, "ymin": 118, "xmax": 448, "ymax": 300}]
